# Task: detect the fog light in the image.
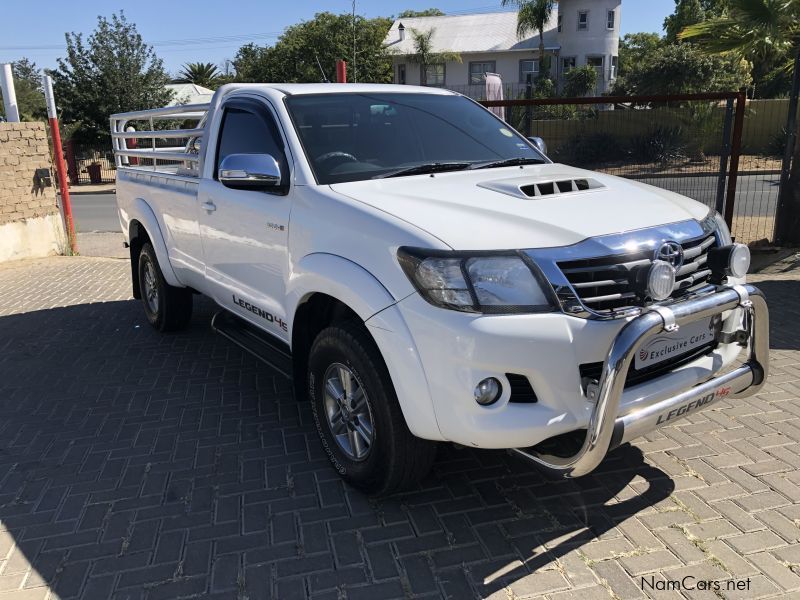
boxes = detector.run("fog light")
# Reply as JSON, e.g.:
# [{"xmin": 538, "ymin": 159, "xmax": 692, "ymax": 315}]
[
  {"xmin": 729, "ymin": 244, "xmax": 751, "ymax": 278},
  {"xmin": 474, "ymin": 378, "xmax": 502, "ymax": 406},
  {"xmin": 707, "ymin": 243, "xmax": 750, "ymax": 283},
  {"xmin": 646, "ymin": 260, "xmax": 676, "ymax": 301}
]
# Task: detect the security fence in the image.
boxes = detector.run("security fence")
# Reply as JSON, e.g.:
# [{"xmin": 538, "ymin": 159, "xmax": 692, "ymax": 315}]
[
  {"xmin": 65, "ymin": 143, "xmax": 116, "ymax": 185},
  {"xmin": 481, "ymin": 92, "xmax": 792, "ymax": 244}
]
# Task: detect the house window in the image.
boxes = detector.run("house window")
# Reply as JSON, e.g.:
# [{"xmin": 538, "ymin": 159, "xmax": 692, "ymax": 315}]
[
  {"xmin": 561, "ymin": 57, "xmax": 576, "ymax": 74},
  {"xmin": 587, "ymin": 56, "xmax": 604, "ymax": 81},
  {"xmin": 610, "ymin": 56, "xmax": 618, "ymax": 79},
  {"xmin": 424, "ymin": 64, "xmax": 445, "ymax": 86},
  {"xmin": 578, "ymin": 10, "xmax": 589, "ymax": 31},
  {"xmin": 607, "ymin": 9, "xmax": 615, "ymax": 30},
  {"xmin": 558, "ymin": 14, "xmax": 562, "ymax": 32},
  {"xmin": 397, "ymin": 64, "xmax": 406, "ymax": 85},
  {"xmin": 520, "ymin": 59, "xmax": 539, "ymax": 83},
  {"xmin": 469, "ymin": 61, "xmax": 496, "ymax": 85}
]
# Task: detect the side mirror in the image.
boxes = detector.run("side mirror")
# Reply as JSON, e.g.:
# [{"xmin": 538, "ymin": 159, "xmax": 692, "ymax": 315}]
[
  {"xmin": 219, "ymin": 153, "xmax": 281, "ymax": 189},
  {"xmin": 528, "ymin": 136, "xmax": 547, "ymax": 156}
]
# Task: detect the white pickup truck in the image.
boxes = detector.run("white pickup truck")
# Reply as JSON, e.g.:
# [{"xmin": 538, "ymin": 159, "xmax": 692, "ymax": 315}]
[{"xmin": 111, "ymin": 84, "xmax": 768, "ymax": 494}]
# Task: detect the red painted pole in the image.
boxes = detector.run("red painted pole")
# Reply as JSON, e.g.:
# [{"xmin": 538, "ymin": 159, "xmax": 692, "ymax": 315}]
[
  {"xmin": 43, "ymin": 75, "xmax": 77, "ymax": 254},
  {"xmin": 336, "ymin": 60, "xmax": 347, "ymax": 83}
]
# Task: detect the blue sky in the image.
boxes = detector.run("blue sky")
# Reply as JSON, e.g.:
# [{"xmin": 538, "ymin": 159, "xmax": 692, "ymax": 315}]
[{"xmin": 0, "ymin": 0, "xmax": 675, "ymax": 74}]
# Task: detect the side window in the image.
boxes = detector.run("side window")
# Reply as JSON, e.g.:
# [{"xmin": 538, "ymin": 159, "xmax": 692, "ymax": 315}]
[
  {"xmin": 215, "ymin": 106, "xmax": 288, "ymax": 183},
  {"xmin": 578, "ymin": 10, "xmax": 589, "ymax": 31}
]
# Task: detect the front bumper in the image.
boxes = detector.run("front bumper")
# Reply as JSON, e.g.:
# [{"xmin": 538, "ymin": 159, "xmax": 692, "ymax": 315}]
[
  {"xmin": 395, "ymin": 282, "xmax": 768, "ymax": 477},
  {"xmin": 510, "ymin": 283, "xmax": 768, "ymax": 478}
]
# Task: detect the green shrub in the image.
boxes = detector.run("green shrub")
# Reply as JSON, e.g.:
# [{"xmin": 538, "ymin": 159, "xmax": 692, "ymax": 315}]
[
  {"xmin": 629, "ymin": 126, "xmax": 687, "ymax": 165},
  {"xmin": 551, "ymin": 132, "xmax": 627, "ymax": 166},
  {"xmin": 562, "ymin": 65, "xmax": 598, "ymax": 98},
  {"xmin": 767, "ymin": 127, "xmax": 790, "ymax": 158}
]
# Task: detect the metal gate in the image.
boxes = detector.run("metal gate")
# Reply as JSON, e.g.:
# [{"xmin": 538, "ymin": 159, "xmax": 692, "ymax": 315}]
[{"xmin": 480, "ymin": 91, "xmax": 782, "ymax": 244}]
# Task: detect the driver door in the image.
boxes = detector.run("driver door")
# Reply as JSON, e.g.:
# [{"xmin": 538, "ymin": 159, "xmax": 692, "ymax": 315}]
[{"xmin": 197, "ymin": 97, "xmax": 293, "ymax": 341}]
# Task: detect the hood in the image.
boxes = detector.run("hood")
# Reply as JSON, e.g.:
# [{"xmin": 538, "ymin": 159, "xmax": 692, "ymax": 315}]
[{"xmin": 330, "ymin": 164, "xmax": 710, "ymax": 250}]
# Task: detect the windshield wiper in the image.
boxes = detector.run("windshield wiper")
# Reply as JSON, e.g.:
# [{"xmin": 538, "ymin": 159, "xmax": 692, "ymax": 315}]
[
  {"xmin": 468, "ymin": 157, "xmax": 546, "ymax": 170},
  {"xmin": 374, "ymin": 162, "xmax": 472, "ymax": 179}
]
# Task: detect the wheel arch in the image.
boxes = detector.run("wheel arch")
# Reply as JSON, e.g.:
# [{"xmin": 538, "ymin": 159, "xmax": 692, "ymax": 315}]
[
  {"xmin": 127, "ymin": 198, "xmax": 182, "ymax": 297},
  {"xmin": 287, "ymin": 254, "xmax": 442, "ymax": 441}
]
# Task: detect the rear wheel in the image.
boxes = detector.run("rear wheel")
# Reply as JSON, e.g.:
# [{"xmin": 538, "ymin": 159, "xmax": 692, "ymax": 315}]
[
  {"xmin": 308, "ymin": 321, "xmax": 437, "ymax": 495},
  {"xmin": 138, "ymin": 243, "xmax": 192, "ymax": 332}
]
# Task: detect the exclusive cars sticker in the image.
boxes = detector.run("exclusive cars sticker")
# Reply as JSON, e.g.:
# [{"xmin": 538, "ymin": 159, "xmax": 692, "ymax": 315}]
[{"xmin": 636, "ymin": 317, "xmax": 715, "ymax": 369}]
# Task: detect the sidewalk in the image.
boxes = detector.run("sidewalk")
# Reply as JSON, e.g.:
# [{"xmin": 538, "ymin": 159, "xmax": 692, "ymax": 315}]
[
  {"xmin": 0, "ymin": 255, "xmax": 798, "ymax": 599},
  {"xmin": 67, "ymin": 182, "xmax": 115, "ymax": 195}
]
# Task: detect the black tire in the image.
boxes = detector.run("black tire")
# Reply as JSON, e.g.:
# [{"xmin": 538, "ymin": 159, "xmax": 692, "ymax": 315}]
[
  {"xmin": 308, "ymin": 321, "xmax": 437, "ymax": 495},
  {"xmin": 137, "ymin": 242, "xmax": 193, "ymax": 332}
]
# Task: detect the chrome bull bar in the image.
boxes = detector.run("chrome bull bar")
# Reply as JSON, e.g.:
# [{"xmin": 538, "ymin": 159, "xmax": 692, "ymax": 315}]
[{"xmin": 511, "ymin": 283, "xmax": 769, "ymax": 478}]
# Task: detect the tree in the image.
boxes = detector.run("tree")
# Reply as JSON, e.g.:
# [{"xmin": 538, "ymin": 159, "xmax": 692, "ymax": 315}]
[
  {"xmin": 233, "ymin": 12, "xmax": 393, "ymax": 84},
  {"xmin": 664, "ymin": 0, "xmax": 705, "ymax": 42},
  {"xmin": 50, "ymin": 11, "xmax": 173, "ymax": 146},
  {"xmin": 664, "ymin": 0, "xmax": 729, "ymax": 41},
  {"xmin": 562, "ymin": 65, "xmax": 598, "ymax": 97},
  {"xmin": 611, "ymin": 42, "xmax": 751, "ymax": 96},
  {"xmin": 617, "ymin": 33, "xmax": 666, "ymax": 80},
  {"xmin": 0, "ymin": 58, "xmax": 47, "ymax": 121},
  {"xmin": 398, "ymin": 8, "xmax": 445, "ymax": 17},
  {"xmin": 680, "ymin": 0, "xmax": 800, "ymax": 243},
  {"xmin": 501, "ymin": 0, "xmax": 556, "ymax": 76},
  {"xmin": 406, "ymin": 28, "xmax": 462, "ymax": 86},
  {"xmin": 175, "ymin": 62, "xmax": 220, "ymax": 88}
]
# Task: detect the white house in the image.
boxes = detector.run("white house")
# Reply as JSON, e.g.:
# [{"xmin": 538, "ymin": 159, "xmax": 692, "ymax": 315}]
[{"xmin": 384, "ymin": 0, "xmax": 621, "ymax": 96}]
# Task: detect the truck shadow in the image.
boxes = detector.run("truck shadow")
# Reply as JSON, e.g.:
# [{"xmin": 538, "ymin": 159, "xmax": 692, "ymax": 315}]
[
  {"xmin": 0, "ymin": 298, "xmax": 684, "ymax": 599},
  {"xmin": 751, "ymin": 277, "xmax": 800, "ymax": 350}
]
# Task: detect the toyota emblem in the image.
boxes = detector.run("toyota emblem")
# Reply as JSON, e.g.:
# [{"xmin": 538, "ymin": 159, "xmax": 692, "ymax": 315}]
[{"xmin": 655, "ymin": 241, "xmax": 684, "ymax": 269}]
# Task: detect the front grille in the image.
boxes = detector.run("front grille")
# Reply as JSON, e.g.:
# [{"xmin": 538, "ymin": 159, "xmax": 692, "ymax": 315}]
[{"xmin": 558, "ymin": 234, "xmax": 717, "ymax": 314}]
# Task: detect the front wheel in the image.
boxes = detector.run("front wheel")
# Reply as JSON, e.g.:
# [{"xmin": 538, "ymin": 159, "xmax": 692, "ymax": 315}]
[{"xmin": 308, "ymin": 321, "xmax": 437, "ymax": 495}]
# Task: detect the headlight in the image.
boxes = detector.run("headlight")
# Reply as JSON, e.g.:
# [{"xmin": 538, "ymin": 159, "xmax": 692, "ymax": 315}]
[
  {"xmin": 397, "ymin": 248, "xmax": 555, "ymax": 313},
  {"xmin": 701, "ymin": 209, "xmax": 733, "ymax": 245}
]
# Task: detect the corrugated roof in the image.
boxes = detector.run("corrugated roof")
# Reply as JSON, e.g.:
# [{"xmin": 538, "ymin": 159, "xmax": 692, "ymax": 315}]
[
  {"xmin": 384, "ymin": 11, "xmax": 559, "ymax": 54},
  {"xmin": 165, "ymin": 83, "xmax": 215, "ymax": 106}
]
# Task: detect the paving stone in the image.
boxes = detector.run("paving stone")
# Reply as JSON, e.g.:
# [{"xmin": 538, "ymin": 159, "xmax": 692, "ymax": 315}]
[
  {"xmin": 507, "ymin": 569, "xmax": 571, "ymax": 598},
  {"xmin": 748, "ymin": 551, "xmax": 800, "ymax": 591},
  {"xmin": 724, "ymin": 530, "xmax": 788, "ymax": 555},
  {"xmin": 592, "ymin": 561, "xmax": 646, "ymax": 599},
  {"xmin": 619, "ymin": 550, "xmax": 683, "ymax": 576}
]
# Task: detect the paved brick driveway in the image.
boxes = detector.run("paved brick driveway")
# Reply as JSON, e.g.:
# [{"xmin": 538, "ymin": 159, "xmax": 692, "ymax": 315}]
[{"xmin": 0, "ymin": 255, "xmax": 799, "ymax": 600}]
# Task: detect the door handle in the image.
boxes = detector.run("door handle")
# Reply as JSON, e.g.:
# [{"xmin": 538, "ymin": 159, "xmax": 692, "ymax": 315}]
[{"xmin": 201, "ymin": 201, "xmax": 217, "ymax": 212}]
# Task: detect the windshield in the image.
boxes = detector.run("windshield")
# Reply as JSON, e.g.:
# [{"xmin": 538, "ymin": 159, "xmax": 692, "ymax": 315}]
[{"xmin": 284, "ymin": 92, "xmax": 547, "ymax": 184}]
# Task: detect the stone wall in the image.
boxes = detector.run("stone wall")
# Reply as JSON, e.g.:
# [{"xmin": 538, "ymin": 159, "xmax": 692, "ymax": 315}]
[{"xmin": 0, "ymin": 122, "xmax": 66, "ymax": 262}]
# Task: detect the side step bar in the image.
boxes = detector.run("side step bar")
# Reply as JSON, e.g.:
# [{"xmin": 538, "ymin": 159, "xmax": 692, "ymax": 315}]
[{"xmin": 211, "ymin": 311, "xmax": 293, "ymax": 379}]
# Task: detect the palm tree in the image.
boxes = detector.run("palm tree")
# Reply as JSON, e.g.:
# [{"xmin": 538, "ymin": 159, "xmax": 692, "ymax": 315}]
[
  {"xmin": 680, "ymin": 0, "xmax": 800, "ymax": 244},
  {"xmin": 407, "ymin": 28, "xmax": 462, "ymax": 86},
  {"xmin": 502, "ymin": 0, "xmax": 556, "ymax": 78},
  {"xmin": 175, "ymin": 62, "xmax": 220, "ymax": 88}
]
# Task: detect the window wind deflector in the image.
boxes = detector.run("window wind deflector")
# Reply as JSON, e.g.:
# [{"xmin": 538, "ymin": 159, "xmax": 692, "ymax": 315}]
[
  {"xmin": 373, "ymin": 162, "xmax": 472, "ymax": 179},
  {"xmin": 468, "ymin": 157, "xmax": 546, "ymax": 170}
]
